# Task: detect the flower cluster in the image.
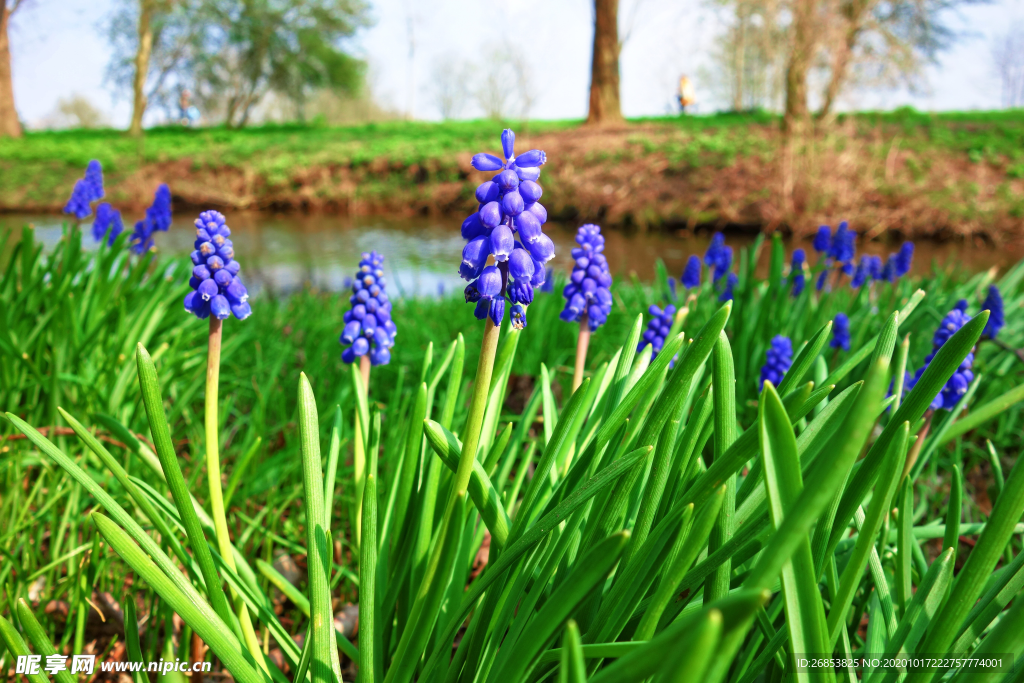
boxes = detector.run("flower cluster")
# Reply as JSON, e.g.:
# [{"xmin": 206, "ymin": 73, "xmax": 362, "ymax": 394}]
[
  {"xmin": 560, "ymin": 224, "xmax": 613, "ymax": 331},
  {"xmin": 340, "ymin": 251, "xmax": 397, "ymax": 365},
  {"xmin": 63, "ymin": 160, "xmax": 104, "ymax": 219},
  {"xmin": 813, "ymin": 222, "xmax": 857, "ymax": 290},
  {"xmin": 760, "ymin": 335, "xmax": 793, "ymax": 388},
  {"xmin": 130, "ymin": 185, "xmax": 173, "ymax": 254},
  {"xmin": 639, "ymin": 304, "xmax": 675, "ymax": 360},
  {"xmin": 982, "ymin": 285, "xmax": 1004, "ymax": 339},
  {"xmin": 831, "ymin": 312, "xmax": 850, "ymax": 351},
  {"xmin": 682, "ymin": 255, "xmax": 701, "ymax": 289},
  {"xmin": 704, "ymin": 233, "xmax": 733, "ymax": 281},
  {"xmin": 92, "ymin": 203, "xmax": 124, "ymax": 246},
  {"xmin": 184, "ymin": 210, "xmax": 252, "ymax": 321},
  {"xmin": 719, "ymin": 272, "xmax": 738, "ymax": 302},
  {"xmin": 790, "ymin": 249, "xmax": 806, "ymax": 296},
  {"xmin": 905, "ymin": 307, "xmax": 974, "ymax": 410},
  {"xmin": 460, "ymin": 129, "xmax": 552, "ymax": 327}
]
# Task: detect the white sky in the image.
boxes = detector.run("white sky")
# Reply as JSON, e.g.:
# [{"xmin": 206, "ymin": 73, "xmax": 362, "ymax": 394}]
[{"xmin": 8, "ymin": 0, "xmax": 1021, "ymax": 129}]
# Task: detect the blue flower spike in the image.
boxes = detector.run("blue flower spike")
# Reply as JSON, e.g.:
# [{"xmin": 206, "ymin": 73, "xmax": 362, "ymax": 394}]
[
  {"xmin": 790, "ymin": 249, "xmax": 806, "ymax": 297},
  {"xmin": 905, "ymin": 306, "xmax": 975, "ymax": 410},
  {"xmin": 982, "ymin": 285, "xmax": 1004, "ymax": 339},
  {"xmin": 895, "ymin": 241, "xmax": 915, "ymax": 277},
  {"xmin": 340, "ymin": 251, "xmax": 397, "ymax": 365},
  {"xmin": 92, "ymin": 202, "xmax": 124, "ymax": 246},
  {"xmin": 461, "ymin": 128, "xmax": 552, "ymax": 326},
  {"xmin": 760, "ymin": 335, "xmax": 793, "ymax": 389},
  {"xmin": 813, "ymin": 225, "xmax": 831, "ymax": 254},
  {"xmin": 63, "ymin": 159, "xmax": 104, "ymax": 220},
  {"xmin": 719, "ymin": 272, "xmax": 738, "ymax": 302},
  {"xmin": 130, "ymin": 184, "xmax": 173, "ymax": 254},
  {"xmin": 560, "ymin": 224, "xmax": 612, "ymax": 331},
  {"xmin": 831, "ymin": 312, "xmax": 851, "ymax": 351},
  {"xmin": 639, "ymin": 304, "xmax": 676, "ymax": 361},
  {"xmin": 682, "ymin": 255, "xmax": 702, "ymax": 289},
  {"xmin": 184, "ymin": 210, "xmax": 251, "ymax": 321}
]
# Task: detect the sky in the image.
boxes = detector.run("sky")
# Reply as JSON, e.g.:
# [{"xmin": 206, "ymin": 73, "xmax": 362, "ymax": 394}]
[{"xmin": 8, "ymin": 0, "xmax": 1021, "ymax": 129}]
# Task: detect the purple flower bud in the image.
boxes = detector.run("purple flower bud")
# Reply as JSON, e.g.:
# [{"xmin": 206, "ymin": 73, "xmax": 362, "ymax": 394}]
[
  {"xmin": 472, "ymin": 153, "xmax": 504, "ymax": 171},
  {"xmin": 226, "ymin": 279, "xmax": 248, "ymax": 303},
  {"xmin": 501, "ymin": 190, "xmax": 525, "ymax": 217},
  {"xmin": 489, "ymin": 298, "xmax": 505, "ymax": 325},
  {"xmin": 476, "ymin": 181, "xmax": 500, "ymax": 203},
  {"xmin": 516, "ymin": 210, "xmax": 542, "ymax": 242},
  {"xmin": 508, "ymin": 247, "xmax": 535, "ymax": 280},
  {"xmin": 480, "ymin": 202, "xmax": 502, "ymax": 229},
  {"xmin": 477, "ymin": 265, "xmax": 502, "ymax": 297},
  {"xmin": 198, "ymin": 278, "xmax": 219, "ymax": 301},
  {"xmin": 184, "ymin": 290, "xmax": 199, "ymax": 312},
  {"xmin": 531, "ymin": 259, "xmax": 546, "ymax": 287},
  {"xmin": 490, "ymin": 224, "xmax": 514, "ymax": 262},
  {"xmin": 526, "ymin": 233, "xmax": 555, "ymax": 263},
  {"xmin": 464, "ymin": 283, "xmax": 481, "ymax": 302},
  {"xmin": 352, "ymin": 337, "xmax": 370, "ymax": 356},
  {"xmin": 511, "ymin": 303, "xmax": 527, "ymax": 329},
  {"xmin": 461, "ymin": 235, "xmax": 491, "ymax": 280},
  {"xmin": 210, "ymin": 295, "xmax": 231, "ymax": 320},
  {"xmin": 514, "ymin": 150, "xmax": 546, "ymax": 167},
  {"xmin": 370, "ymin": 347, "xmax": 391, "ymax": 366},
  {"xmin": 519, "ymin": 180, "xmax": 543, "ymax": 203},
  {"xmin": 474, "ymin": 299, "xmax": 489, "ymax": 320},
  {"xmin": 342, "ymin": 347, "xmax": 357, "ymax": 363},
  {"xmin": 214, "ymin": 269, "xmax": 233, "ymax": 287},
  {"xmin": 497, "ymin": 169, "xmax": 519, "ymax": 191},
  {"xmin": 190, "ymin": 250, "xmax": 202, "ymax": 265},
  {"xmin": 516, "ymin": 166, "xmax": 541, "ymax": 182},
  {"xmin": 510, "ymin": 280, "xmax": 534, "ymax": 305},
  {"xmin": 207, "ymin": 255, "xmax": 225, "ymax": 271},
  {"xmin": 226, "ymin": 261, "xmax": 240, "ymax": 276},
  {"xmin": 341, "ymin": 320, "xmax": 361, "ymax": 344},
  {"xmin": 526, "ymin": 201, "xmax": 547, "ymax": 224},
  {"xmin": 352, "ymin": 304, "xmax": 366, "ymax": 319},
  {"xmin": 501, "ymin": 129, "xmax": 515, "ymax": 160},
  {"xmin": 193, "ymin": 265, "xmax": 211, "ymax": 281}
]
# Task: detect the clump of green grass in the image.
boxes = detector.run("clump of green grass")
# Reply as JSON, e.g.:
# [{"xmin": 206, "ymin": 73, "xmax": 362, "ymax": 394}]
[{"xmin": 3, "ymin": 226, "xmax": 1024, "ymax": 682}]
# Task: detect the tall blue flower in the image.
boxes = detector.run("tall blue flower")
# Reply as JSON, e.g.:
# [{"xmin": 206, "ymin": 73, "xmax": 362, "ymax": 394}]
[
  {"xmin": 667, "ymin": 277, "xmax": 677, "ymax": 300},
  {"xmin": 831, "ymin": 312, "xmax": 851, "ymax": 351},
  {"xmin": 92, "ymin": 202, "xmax": 124, "ymax": 246},
  {"xmin": 827, "ymin": 221, "xmax": 856, "ymax": 274},
  {"xmin": 791, "ymin": 249, "xmax": 806, "ymax": 296},
  {"xmin": 719, "ymin": 272, "xmax": 737, "ymax": 302},
  {"xmin": 639, "ymin": 304, "xmax": 675, "ymax": 359},
  {"xmin": 895, "ymin": 241, "xmax": 914, "ymax": 277},
  {"xmin": 851, "ymin": 255, "xmax": 870, "ymax": 288},
  {"xmin": 760, "ymin": 335, "xmax": 792, "ymax": 388},
  {"xmin": 63, "ymin": 160, "xmax": 104, "ymax": 219},
  {"xmin": 813, "ymin": 226, "xmax": 831, "ymax": 254},
  {"xmin": 905, "ymin": 307, "xmax": 975, "ymax": 410},
  {"xmin": 880, "ymin": 255, "xmax": 897, "ymax": 283},
  {"xmin": 704, "ymin": 233, "xmax": 725, "ymax": 269},
  {"xmin": 560, "ymin": 224, "xmax": 613, "ymax": 331},
  {"xmin": 184, "ymin": 210, "xmax": 251, "ymax": 321},
  {"xmin": 982, "ymin": 285, "xmax": 1004, "ymax": 339},
  {"xmin": 130, "ymin": 184, "xmax": 173, "ymax": 254},
  {"xmin": 461, "ymin": 128, "xmax": 551, "ymax": 326},
  {"xmin": 868, "ymin": 255, "xmax": 883, "ymax": 281},
  {"xmin": 955, "ymin": 299, "xmax": 969, "ymax": 312},
  {"xmin": 682, "ymin": 255, "xmax": 701, "ymax": 288},
  {"xmin": 340, "ymin": 251, "xmax": 397, "ymax": 365}
]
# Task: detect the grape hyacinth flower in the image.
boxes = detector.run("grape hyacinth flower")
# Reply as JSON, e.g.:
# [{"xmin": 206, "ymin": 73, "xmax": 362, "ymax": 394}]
[
  {"xmin": 828, "ymin": 221, "xmax": 856, "ymax": 275},
  {"xmin": 560, "ymin": 224, "xmax": 612, "ymax": 331},
  {"xmin": 92, "ymin": 203, "xmax": 124, "ymax": 246},
  {"xmin": 639, "ymin": 304, "xmax": 675, "ymax": 360},
  {"xmin": 851, "ymin": 256, "xmax": 871, "ymax": 288},
  {"xmin": 682, "ymin": 255, "xmax": 702, "ymax": 288},
  {"xmin": 561, "ymin": 224, "xmax": 613, "ymax": 389},
  {"xmin": 340, "ymin": 251, "xmax": 397, "ymax": 366},
  {"xmin": 868, "ymin": 255, "xmax": 883, "ymax": 281},
  {"xmin": 760, "ymin": 335, "xmax": 793, "ymax": 389},
  {"xmin": 130, "ymin": 184, "xmax": 173, "ymax": 254},
  {"xmin": 720, "ymin": 272, "xmax": 738, "ymax": 302},
  {"xmin": 813, "ymin": 225, "xmax": 831, "ymax": 255},
  {"xmin": 668, "ymin": 277, "xmax": 677, "ymax": 300},
  {"xmin": 705, "ymin": 233, "xmax": 725, "ymax": 269},
  {"xmin": 905, "ymin": 307, "xmax": 975, "ymax": 410},
  {"xmin": 460, "ymin": 128, "xmax": 551, "ymax": 326},
  {"xmin": 790, "ymin": 249, "xmax": 806, "ymax": 296},
  {"xmin": 63, "ymin": 159, "xmax": 104, "ymax": 220},
  {"xmin": 982, "ymin": 285, "xmax": 1004, "ymax": 339},
  {"xmin": 831, "ymin": 312, "xmax": 851, "ymax": 351},
  {"xmin": 880, "ymin": 255, "xmax": 897, "ymax": 283},
  {"xmin": 955, "ymin": 299, "xmax": 969, "ymax": 312},
  {"xmin": 895, "ymin": 241, "xmax": 915, "ymax": 277},
  {"xmin": 184, "ymin": 210, "xmax": 252, "ymax": 321}
]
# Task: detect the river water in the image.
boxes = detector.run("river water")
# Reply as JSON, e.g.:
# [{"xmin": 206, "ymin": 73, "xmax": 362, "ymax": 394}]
[{"xmin": 4, "ymin": 212, "xmax": 1021, "ymax": 296}]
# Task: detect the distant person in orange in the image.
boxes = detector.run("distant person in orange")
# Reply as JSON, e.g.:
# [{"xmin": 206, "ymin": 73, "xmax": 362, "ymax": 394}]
[{"xmin": 678, "ymin": 75, "xmax": 695, "ymax": 113}]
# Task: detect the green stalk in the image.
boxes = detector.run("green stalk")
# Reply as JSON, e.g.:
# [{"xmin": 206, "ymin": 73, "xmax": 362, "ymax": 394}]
[{"xmin": 204, "ymin": 318, "xmax": 266, "ymax": 670}]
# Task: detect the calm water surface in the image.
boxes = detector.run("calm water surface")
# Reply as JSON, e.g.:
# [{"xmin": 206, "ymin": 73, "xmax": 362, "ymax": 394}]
[{"xmin": 4, "ymin": 212, "xmax": 1022, "ymax": 296}]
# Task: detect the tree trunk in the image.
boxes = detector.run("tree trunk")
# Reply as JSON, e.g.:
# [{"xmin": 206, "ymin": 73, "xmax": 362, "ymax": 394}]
[
  {"xmin": 733, "ymin": 6, "xmax": 747, "ymax": 112},
  {"xmin": 0, "ymin": 2, "xmax": 21, "ymax": 138},
  {"xmin": 585, "ymin": 0, "xmax": 624, "ymax": 126},
  {"xmin": 783, "ymin": 0, "xmax": 816, "ymax": 136},
  {"xmin": 129, "ymin": 0, "xmax": 155, "ymax": 137},
  {"xmin": 818, "ymin": 0, "xmax": 873, "ymax": 119}
]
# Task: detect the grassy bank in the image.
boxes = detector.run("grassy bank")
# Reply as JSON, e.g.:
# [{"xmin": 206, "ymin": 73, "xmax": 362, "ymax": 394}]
[{"xmin": 3, "ymin": 109, "xmax": 1024, "ymax": 238}]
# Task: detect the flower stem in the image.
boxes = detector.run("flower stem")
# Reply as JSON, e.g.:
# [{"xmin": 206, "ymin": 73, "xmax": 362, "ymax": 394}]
[
  {"xmin": 354, "ymin": 354, "xmax": 371, "ymax": 547},
  {"xmin": 573, "ymin": 312, "xmax": 591, "ymax": 393},
  {"xmin": 454, "ymin": 318, "xmax": 502, "ymax": 495},
  {"xmin": 205, "ymin": 318, "xmax": 267, "ymax": 671}
]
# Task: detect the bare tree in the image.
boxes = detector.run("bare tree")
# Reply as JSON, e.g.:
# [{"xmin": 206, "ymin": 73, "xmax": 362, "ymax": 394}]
[
  {"xmin": 0, "ymin": 0, "xmax": 23, "ymax": 138},
  {"xmin": 429, "ymin": 53, "xmax": 470, "ymax": 120},
  {"xmin": 783, "ymin": 0, "xmax": 818, "ymax": 134},
  {"xmin": 129, "ymin": 0, "xmax": 158, "ymax": 136},
  {"xmin": 586, "ymin": 0, "xmax": 624, "ymax": 125},
  {"xmin": 993, "ymin": 24, "xmax": 1024, "ymax": 108},
  {"xmin": 475, "ymin": 44, "xmax": 535, "ymax": 121}
]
